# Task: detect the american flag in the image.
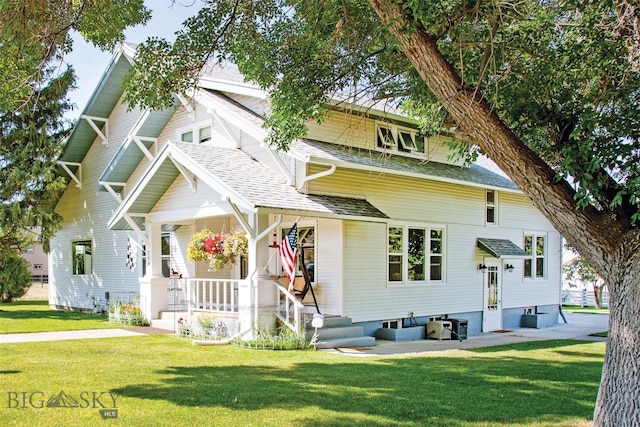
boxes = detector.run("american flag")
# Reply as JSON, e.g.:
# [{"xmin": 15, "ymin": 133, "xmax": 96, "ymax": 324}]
[{"xmin": 280, "ymin": 223, "xmax": 298, "ymax": 291}]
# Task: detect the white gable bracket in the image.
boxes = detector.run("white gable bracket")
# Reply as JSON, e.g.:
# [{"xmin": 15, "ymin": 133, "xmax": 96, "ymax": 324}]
[
  {"xmin": 168, "ymin": 155, "xmax": 197, "ymax": 191},
  {"xmin": 222, "ymin": 195, "xmax": 253, "ymax": 236},
  {"xmin": 211, "ymin": 110, "xmax": 241, "ymax": 148},
  {"xmin": 57, "ymin": 161, "xmax": 82, "ymax": 188},
  {"xmin": 80, "ymin": 115, "xmax": 108, "ymax": 146},
  {"xmin": 99, "ymin": 181, "xmax": 126, "ymax": 203},
  {"xmin": 132, "ymin": 136, "xmax": 156, "ymax": 161},
  {"xmin": 123, "ymin": 214, "xmax": 148, "ymax": 246},
  {"xmin": 176, "ymin": 93, "xmax": 195, "ymax": 121}
]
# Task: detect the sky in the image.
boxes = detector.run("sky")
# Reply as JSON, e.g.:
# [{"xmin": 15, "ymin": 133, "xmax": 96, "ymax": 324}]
[{"xmin": 66, "ymin": 0, "xmax": 202, "ymax": 115}]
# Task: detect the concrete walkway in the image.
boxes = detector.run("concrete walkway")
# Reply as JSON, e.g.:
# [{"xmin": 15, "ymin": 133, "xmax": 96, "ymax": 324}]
[
  {"xmin": 0, "ymin": 327, "xmax": 170, "ymax": 344},
  {"xmin": 0, "ymin": 313, "xmax": 608, "ymax": 356}
]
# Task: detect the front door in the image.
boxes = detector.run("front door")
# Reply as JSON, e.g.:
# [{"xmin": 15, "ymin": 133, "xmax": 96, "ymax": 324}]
[{"xmin": 482, "ymin": 261, "xmax": 502, "ymax": 331}]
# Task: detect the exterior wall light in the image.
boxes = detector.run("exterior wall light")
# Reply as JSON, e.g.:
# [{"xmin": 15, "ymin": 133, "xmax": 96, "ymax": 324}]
[
  {"xmin": 478, "ymin": 264, "xmax": 488, "ymax": 273},
  {"xmin": 505, "ymin": 264, "xmax": 515, "ymax": 273}
]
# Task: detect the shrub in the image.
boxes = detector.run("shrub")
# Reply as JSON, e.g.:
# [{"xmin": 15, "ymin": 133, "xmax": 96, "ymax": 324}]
[{"xmin": 0, "ymin": 249, "xmax": 33, "ymax": 302}]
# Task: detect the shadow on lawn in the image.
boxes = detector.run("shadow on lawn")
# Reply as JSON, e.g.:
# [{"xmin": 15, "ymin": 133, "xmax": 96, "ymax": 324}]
[{"xmin": 111, "ymin": 341, "xmax": 602, "ymax": 426}]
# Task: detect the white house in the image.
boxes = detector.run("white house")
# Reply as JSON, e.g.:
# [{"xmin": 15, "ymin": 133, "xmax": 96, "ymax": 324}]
[{"xmin": 50, "ymin": 44, "xmax": 563, "ymax": 346}]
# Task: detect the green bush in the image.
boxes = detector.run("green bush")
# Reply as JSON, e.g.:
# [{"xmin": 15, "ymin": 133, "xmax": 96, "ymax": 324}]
[
  {"xmin": 0, "ymin": 250, "xmax": 33, "ymax": 302},
  {"xmin": 233, "ymin": 327, "xmax": 311, "ymax": 350}
]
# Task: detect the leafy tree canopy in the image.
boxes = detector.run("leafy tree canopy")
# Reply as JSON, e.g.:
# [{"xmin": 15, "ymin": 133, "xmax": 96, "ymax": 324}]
[
  {"xmin": 0, "ymin": 0, "xmax": 151, "ymax": 111},
  {"xmin": 0, "ymin": 0, "xmax": 150, "ymax": 250},
  {"xmin": 125, "ymin": 0, "xmax": 640, "ymax": 229}
]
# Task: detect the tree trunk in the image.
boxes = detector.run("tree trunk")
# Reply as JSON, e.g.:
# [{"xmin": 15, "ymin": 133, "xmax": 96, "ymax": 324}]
[
  {"xmin": 594, "ymin": 258, "xmax": 640, "ymax": 426},
  {"xmin": 368, "ymin": 0, "xmax": 640, "ymax": 425}
]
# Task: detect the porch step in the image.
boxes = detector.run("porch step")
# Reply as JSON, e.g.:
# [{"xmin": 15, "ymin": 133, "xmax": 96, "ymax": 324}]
[
  {"xmin": 150, "ymin": 311, "xmax": 189, "ymax": 332},
  {"xmin": 305, "ymin": 316, "xmax": 376, "ymax": 349}
]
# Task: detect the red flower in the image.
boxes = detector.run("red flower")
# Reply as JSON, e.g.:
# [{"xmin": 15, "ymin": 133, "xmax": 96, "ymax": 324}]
[{"xmin": 204, "ymin": 234, "xmax": 224, "ymax": 254}]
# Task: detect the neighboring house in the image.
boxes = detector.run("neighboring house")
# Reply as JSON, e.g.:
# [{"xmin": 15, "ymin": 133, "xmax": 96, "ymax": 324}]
[
  {"xmin": 23, "ymin": 240, "xmax": 49, "ymax": 282},
  {"xmin": 50, "ymin": 43, "xmax": 563, "ymax": 343}
]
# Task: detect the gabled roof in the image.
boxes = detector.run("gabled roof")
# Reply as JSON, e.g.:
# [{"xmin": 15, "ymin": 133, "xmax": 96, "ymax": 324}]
[
  {"xmin": 109, "ymin": 141, "xmax": 388, "ymax": 230},
  {"xmin": 59, "ymin": 45, "xmax": 136, "ymax": 164},
  {"xmin": 97, "ymin": 105, "xmax": 177, "ymax": 190},
  {"xmin": 291, "ymin": 139, "xmax": 520, "ymax": 192}
]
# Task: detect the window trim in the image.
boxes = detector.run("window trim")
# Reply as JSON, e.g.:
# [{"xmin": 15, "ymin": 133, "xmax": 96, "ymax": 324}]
[
  {"xmin": 486, "ymin": 189, "xmax": 497, "ymax": 225},
  {"xmin": 387, "ymin": 222, "xmax": 446, "ymax": 286},
  {"xmin": 523, "ymin": 232, "xmax": 547, "ymax": 280},
  {"xmin": 279, "ymin": 221, "xmax": 317, "ymax": 283},
  {"xmin": 72, "ymin": 239, "xmax": 93, "ymax": 276}
]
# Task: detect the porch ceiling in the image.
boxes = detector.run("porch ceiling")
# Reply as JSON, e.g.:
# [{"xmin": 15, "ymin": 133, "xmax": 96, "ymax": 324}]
[{"xmin": 477, "ymin": 238, "xmax": 529, "ymax": 258}]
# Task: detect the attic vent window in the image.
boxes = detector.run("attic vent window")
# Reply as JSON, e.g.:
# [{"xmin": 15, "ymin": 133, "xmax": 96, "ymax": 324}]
[{"xmin": 376, "ymin": 122, "xmax": 424, "ymax": 154}]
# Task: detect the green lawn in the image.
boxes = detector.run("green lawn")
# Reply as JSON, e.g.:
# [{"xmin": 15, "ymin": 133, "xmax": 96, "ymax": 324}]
[
  {"xmin": 562, "ymin": 305, "xmax": 610, "ymax": 315},
  {"xmin": 0, "ymin": 300, "xmax": 605, "ymax": 426},
  {"xmin": 0, "ymin": 300, "xmax": 122, "ymax": 334}
]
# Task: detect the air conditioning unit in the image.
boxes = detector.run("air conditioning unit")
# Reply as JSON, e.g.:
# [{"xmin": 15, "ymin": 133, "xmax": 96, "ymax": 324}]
[{"xmin": 426, "ymin": 320, "xmax": 452, "ymax": 340}]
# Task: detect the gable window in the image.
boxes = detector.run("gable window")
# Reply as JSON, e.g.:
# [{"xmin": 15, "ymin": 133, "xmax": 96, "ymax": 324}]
[
  {"xmin": 177, "ymin": 120, "xmax": 213, "ymax": 144},
  {"xmin": 524, "ymin": 233, "xmax": 546, "ymax": 279},
  {"xmin": 388, "ymin": 224, "xmax": 445, "ymax": 284},
  {"xmin": 72, "ymin": 240, "xmax": 92, "ymax": 275},
  {"xmin": 376, "ymin": 122, "xmax": 425, "ymax": 155},
  {"xmin": 486, "ymin": 190, "xmax": 496, "ymax": 225}
]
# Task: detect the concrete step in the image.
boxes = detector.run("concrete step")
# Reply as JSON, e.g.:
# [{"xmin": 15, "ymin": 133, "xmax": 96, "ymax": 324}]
[
  {"xmin": 305, "ymin": 315, "xmax": 353, "ymax": 330},
  {"xmin": 312, "ymin": 325, "xmax": 366, "ymax": 341},
  {"xmin": 314, "ymin": 336, "xmax": 376, "ymax": 349}
]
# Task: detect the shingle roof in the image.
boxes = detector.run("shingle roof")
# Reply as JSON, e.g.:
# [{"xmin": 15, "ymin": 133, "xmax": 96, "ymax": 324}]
[
  {"xmin": 171, "ymin": 142, "xmax": 389, "ymax": 219},
  {"xmin": 477, "ymin": 238, "xmax": 529, "ymax": 258},
  {"xmin": 292, "ymin": 139, "xmax": 520, "ymax": 191}
]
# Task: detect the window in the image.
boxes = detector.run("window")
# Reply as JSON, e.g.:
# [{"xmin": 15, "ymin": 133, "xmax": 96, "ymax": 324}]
[
  {"xmin": 524, "ymin": 234, "xmax": 546, "ymax": 279},
  {"xmin": 180, "ymin": 130, "xmax": 193, "ymax": 143},
  {"xmin": 382, "ymin": 319, "xmax": 401, "ymax": 329},
  {"xmin": 72, "ymin": 240, "xmax": 92, "ymax": 275},
  {"xmin": 388, "ymin": 225, "xmax": 444, "ymax": 284},
  {"xmin": 486, "ymin": 190, "xmax": 496, "ymax": 225},
  {"xmin": 140, "ymin": 232, "xmax": 171, "ymax": 277},
  {"xmin": 376, "ymin": 122, "xmax": 425, "ymax": 155},
  {"xmin": 25, "ymin": 245, "xmax": 34, "ymax": 254},
  {"xmin": 177, "ymin": 120, "xmax": 212, "ymax": 144}
]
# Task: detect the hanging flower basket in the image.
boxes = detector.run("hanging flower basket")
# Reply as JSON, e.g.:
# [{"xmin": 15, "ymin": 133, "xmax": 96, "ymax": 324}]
[{"xmin": 187, "ymin": 229, "xmax": 248, "ymax": 271}]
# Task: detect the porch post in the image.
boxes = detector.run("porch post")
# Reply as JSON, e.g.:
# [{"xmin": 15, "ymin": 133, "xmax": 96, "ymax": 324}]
[
  {"xmin": 139, "ymin": 222, "xmax": 168, "ymax": 321},
  {"xmin": 238, "ymin": 213, "xmax": 277, "ymax": 336}
]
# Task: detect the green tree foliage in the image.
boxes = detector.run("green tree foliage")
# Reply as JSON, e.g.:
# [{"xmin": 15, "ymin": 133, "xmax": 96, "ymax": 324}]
[
  {"xmin": 122, "ymin": 1, "xmax": 640, "ymax": 424},
  {"xmin": 0, "ymin": 0, "xmax": 151, "ymax": 111},
  {"xmin": 0, "ymin": 0, "xmax": 150, "ymax": 249},
  {"xmin": 0, "ymin": 248, "xmax": 33, "ymax": 302}
]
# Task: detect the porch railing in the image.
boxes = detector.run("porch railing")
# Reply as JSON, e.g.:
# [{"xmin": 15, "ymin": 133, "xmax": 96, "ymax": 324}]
[
  {"xmin": 186, "ymin": 278, "xmax": 240, "ymax": 317},
  {"xmin": 274, "ymin": 281, "xmax": 305, "ymax": 335}
]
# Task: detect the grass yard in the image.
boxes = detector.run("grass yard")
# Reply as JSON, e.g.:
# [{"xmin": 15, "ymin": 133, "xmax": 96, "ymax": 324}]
[
  {"xmin": 562, "ymin": 305, "xmax": 610, "ymax": 315},
  {"xmin": 0, "ymin": 334, "xmax": 604, "ymax": 426},
  {"xmin": 0, "ymin": 300, "xmax": 122, "ymax": 334}
]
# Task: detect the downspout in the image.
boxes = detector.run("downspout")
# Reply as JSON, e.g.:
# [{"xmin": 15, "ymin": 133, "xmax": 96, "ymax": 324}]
[{"xmin": 297, "ymin": 162, "xmax": 336, "ymax": 191}]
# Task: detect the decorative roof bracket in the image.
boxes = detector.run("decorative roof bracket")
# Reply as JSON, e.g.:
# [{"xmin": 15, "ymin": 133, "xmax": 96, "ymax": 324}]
[
  {"xmin": 57, "ymin": 161, "xmax": 82, "ymax": 188},
  {"xmin": 132, "ymin": 136, "xmax": 156, "ymax": 161},
  {"xmin": 99, "ymin": 181, "xmax": 126, "ymax": 203},
  {"xmin": 168, "ymin": 155, "xmax": 197, "ymax": 191},
  {"xmin": 80, "ymin": 115, "xmax": 108, "ymax": 146}
]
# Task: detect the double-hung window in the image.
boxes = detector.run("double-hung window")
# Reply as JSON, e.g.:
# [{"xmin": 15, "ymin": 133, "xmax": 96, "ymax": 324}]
[
  {"xmin": 388, "ymin": 225, "xmax": 444, "ymax": 284},
  {"xmin": 523, "ymin": 233, "xmax": 546, "ymax": 279},
  {"xmin": 486, "ymin": 190, "xmax": 497, "ymax": 225}
]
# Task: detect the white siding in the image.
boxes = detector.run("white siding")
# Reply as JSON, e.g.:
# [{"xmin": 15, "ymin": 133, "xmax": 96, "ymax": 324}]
[
  {"xmin": 305, "ymin": 167, "xmax": 561, "ymax": 322},
  {"xmin": 51, "ymin": 98, "xmax": 146, "ymax": 310},
  {"xmin": 315, "ymin": 218, "xmax": 344, "ymax": 314}
]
